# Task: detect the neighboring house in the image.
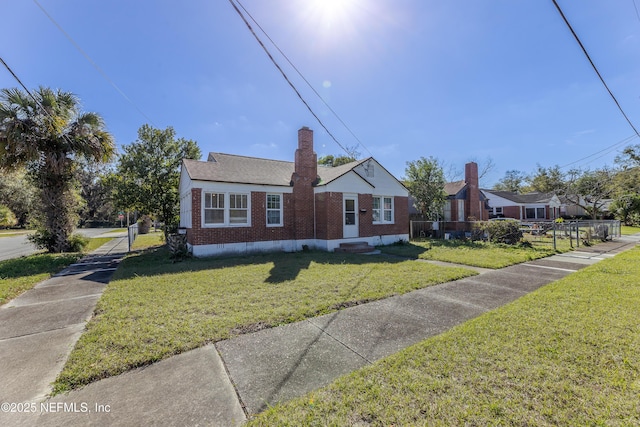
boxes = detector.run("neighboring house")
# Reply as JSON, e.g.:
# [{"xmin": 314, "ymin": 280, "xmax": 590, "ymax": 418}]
[
  {"xmin": 481, "ymin": 190, "xmax": 561, "ymax": 221},
  {"xmin": 442, "ymin": 162, "xmax": 490, "ymax": 235},
  {"xmin": 179, "ymin": 127, "xmax": 409, "ymax": 257}
]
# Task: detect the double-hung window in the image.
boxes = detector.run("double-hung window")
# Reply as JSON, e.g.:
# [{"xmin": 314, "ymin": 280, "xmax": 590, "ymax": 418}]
[
  {"xmin": 373, "ymin": 196, "xmax": 393, "ymax": 223},
  {"xmin": 204, "ymin": 193, "xmax": 224, "ymax": 224},
  {"xmin": 203, "ymin": 192, "xmax": 249, "ymax": 226},
  {"xmin": 266, "ymin": 194, "xmax": 282, "ymax": 226},
  {"xmin": 229, "ymin": 194, "xmax": 248, "ymax": 224}
]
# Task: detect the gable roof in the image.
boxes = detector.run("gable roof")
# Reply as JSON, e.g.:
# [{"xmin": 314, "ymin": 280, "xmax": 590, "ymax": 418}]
[
  {"xmin": 183, "ymin": 154, "xmax": 382, "ymax": 188},
  {"xmin": 316, "ymin": 158, "xmax": 371, "ymax": 186},
  {"xmin": 482, "ymin": 189, "xmax": 556, "ymax": 204},
  {"xmin": 444, "ymin": 180, "xmax": 466, "ymax": 196}
]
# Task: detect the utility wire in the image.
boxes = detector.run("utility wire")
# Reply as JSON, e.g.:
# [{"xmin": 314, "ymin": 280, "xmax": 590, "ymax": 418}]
[
  {"xmin": 33, "ymin": 0, "xmax": 156, "ymax": 127},
  {"xmin": 558, "ymin": 134, "xmax": 637, "ymax": 169},
  {"xmin": 633, "ymin": 0, "xmax": 640, "ymax": 24},
  {"xmin": 228, "ymin": 0, "xmax": 353, "ymax": 157},
  {"xmin": 551, "ymin": 0, "xmax": 640, "ymax": 138},
  {"xmin": 235, "ymin": 0, "xmax": 372, "ymax": 158}
]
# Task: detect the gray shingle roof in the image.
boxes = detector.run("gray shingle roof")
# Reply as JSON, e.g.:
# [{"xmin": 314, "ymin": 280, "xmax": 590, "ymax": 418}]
[
  {"xmin": 482, "ymin": 190, "xmax": 556, "ymax": 204},
  {"xmin": 183, "ymin": 154, "xmax": 372, "ymax": 187},
  {"xmin": 444, "ymin": 180, "xmax": 466, "ymax": 196},
  {"xmin": 183, "ymin": 154, "xmax": 294, "ymax": 186}
]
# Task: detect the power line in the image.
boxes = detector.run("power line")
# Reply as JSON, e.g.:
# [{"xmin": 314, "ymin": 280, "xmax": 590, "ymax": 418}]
[
  {"xmin": 228, "ymin": 0, "xmax": 353, "ymax": 158},
  {"xmin": 558, "ymin": 134, "xmax": 638, "ymax": 169},
  {"xmin": 235, "ymin": 0, "xmax": 372, "ymax": 158},
  {"xmin": 551, "ymin": 0, "xmax": 640, "ymax": 138},
  {"xmin": 33, "ymin": 0, "xmax": 156, "ymax": 127}
]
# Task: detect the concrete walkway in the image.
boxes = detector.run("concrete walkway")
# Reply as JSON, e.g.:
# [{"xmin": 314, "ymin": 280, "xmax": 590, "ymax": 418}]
[
  {"xmin": 0, "ymin": 236, "xmax": 128, "ymax": 426},
  {"xmin": 1, "ymin": 234, "xmax": 638, "ymax": 426}
]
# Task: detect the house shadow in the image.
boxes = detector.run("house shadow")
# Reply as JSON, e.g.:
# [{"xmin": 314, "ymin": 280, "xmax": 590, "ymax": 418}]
[{"xmin": 113, "ymin": 246, "xmax": 414, "ymax": 283}]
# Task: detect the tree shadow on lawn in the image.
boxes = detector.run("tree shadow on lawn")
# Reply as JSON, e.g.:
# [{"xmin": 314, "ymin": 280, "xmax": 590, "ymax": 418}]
[{"xmin": 115, "ymin": 246, "xmax": 421, "ymax": 284}]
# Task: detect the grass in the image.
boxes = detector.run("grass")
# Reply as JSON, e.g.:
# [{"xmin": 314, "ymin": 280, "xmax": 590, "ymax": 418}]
[
  {"xmin": 378, "ymin": 236, "xmax": 572, "ymax": 269},
  {"xmin": 131, "ymin": 231, "xmax": 165, "ymax": 250},
  {"xmin": 52, "ymin": 249, "xmax": 476, "ymax": 393},
  {"xmin": 249, "ymin": 247, "xmax": 640, "ymax": 426},
  {"xmin": 621, "ymin": 225, "xmax": 640, "ymax": 235},
  {"xmin": 0, "ymin": 229, "xmax": 32, "ymax": 238},
  {"xmin": 0, "ymin": 236, "xmax": 112, "ymax": 305}
]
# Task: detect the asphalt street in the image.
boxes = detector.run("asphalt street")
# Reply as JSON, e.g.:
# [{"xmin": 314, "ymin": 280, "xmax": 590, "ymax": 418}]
[{"xmin": 0, "ymin": 229, "xmax": 122, "ymax": 262}]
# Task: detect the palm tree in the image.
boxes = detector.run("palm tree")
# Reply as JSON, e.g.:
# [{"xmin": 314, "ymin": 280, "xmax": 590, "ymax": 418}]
[{"xmin": 0, "ymin": 86, "xmax": 115, "ymax": 252}]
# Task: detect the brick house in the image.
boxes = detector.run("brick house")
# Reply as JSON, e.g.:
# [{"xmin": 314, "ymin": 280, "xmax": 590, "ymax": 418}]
[
  {"xmin": 179, "ymin": 127, "xmax": 409, "ymax": 257},
  {"xmin": 442, "ymin": 162, "xmax": 490, "ymax": 235},
  {"xmin": 481, "ymin": 190, "xmax": 561, "ymax": 221}
]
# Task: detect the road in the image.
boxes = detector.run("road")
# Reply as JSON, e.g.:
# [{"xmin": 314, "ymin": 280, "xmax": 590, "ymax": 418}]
[{"xmin": 0, "ymin": 228, "xmax": 123, "ymax": 262}]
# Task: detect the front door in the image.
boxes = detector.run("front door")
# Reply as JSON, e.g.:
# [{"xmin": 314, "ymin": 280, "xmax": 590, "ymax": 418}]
[{"xmin": 343, "ymin": 194, "xmax": 358, "ymax": 238}]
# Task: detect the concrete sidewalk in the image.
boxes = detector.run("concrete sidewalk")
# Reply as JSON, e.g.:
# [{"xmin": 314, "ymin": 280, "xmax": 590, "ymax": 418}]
[
  {"xmin": 0, "ymin": 237, "xmax": 128, "ymax": 426},
  {"xmin": 1, "ymin": 235, "xmax": 638, "ymax": 426}
]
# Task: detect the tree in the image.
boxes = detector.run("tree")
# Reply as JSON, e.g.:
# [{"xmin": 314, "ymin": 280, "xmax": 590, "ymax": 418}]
[
  {"xmin": 76, "ymin": 158, "xmax": 115, "ymax": 226},
  {"xmin": 404, "ymin": 156, "xmax": 446, "ymax": 220},
  {"xmin": 615, "ymin": 144, "xmax": 640, "ymax": 168},
  {"xmin": 0, "ymin": 205, "xmax": 17, "ymax": 228},
  {"xmin": 526, "ymin": 164, "xmax": 565, "ymax": 194},
  {"xmin": 111, "ymin": 124, "xmax": 200, "ymax": 240},
  {"xmin": 492, "ymin": 170, "xmax": 527, "ymax": 193},
  {"xmin": 318, "ymin": 154, "xmax": 356, "ymax": 167},
  {"xmin": 610, "ymin": 194, "xmax": 640, "ymax": 225},
  {"xmin": 563, "ymin": 168, "xmax": 614, "ymax": 219},
  {"xmin": 0, "ymin": 168, "xmax": 36, "ymax": 227},
  {"xmin": 0, "ymin": 87, "xmax": 114, "ymax": 252}
]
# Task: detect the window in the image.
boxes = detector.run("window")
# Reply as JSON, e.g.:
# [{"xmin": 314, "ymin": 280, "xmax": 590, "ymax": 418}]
[
  {"xmin": 204, "ymin": 193, "xmax": 224, "ymax": 224},
  {"xmin": 229, "ymin": 194, "xmax": 248, "ymax": 224},
  {"xmin": 383, "ymin": 197, "xmax": 392, "ymax": 222},
  {"xmin": 372, "ymin": 196, "xmax": 393, "ymax": 223},
  {"xmin": 525, "ymin": 207, "xmax": 546, "ymax": 219},
  {"xmin": 457, "ymin": 199, "xmax": 465, "ymax": 222},
  {"xmin": 203, "ymin": 192, "xmax": 250, "ymax": 226},
  {"xmin": 266, "ymin": 194, "xmax": 282, "ymax": 226},
  {"xmin": 494, "ymin": 207, "xmax": 503, "ymax": 215},
  {"xmin": 444, "ymin": 200, "xmax": 452, "ymax": 222}
]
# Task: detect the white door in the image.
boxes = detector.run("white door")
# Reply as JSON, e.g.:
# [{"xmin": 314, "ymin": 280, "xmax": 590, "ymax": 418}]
[{"xmin": 343, "ymin": 194, "xmax": 358, "ymax": 238}]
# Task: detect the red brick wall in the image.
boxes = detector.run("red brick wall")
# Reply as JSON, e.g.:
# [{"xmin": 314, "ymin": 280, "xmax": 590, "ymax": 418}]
[
  {"xmin": 187, "ymin": 189, "xmax": 408, "ymax": 246},
  {"xmin": 503, "ymin": 206, "xmax": 521, "ymax": 219},
  {"xmin": 360, "ymin": 195, "xmax": 408, "ymax": 237},
  {"xmin": 187, "ymin": 190, "xmax": 296, "ymax": 246}
]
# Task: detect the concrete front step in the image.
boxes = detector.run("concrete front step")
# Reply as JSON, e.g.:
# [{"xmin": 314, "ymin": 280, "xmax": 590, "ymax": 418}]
[{"xmin": 334, "ymin": 242, "xmax": 377, "ymax": 254}]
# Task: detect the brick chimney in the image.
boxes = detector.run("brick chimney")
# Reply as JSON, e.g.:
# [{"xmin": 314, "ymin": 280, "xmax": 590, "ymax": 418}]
[
  {"xmin": 292, "ymin": 127, "xmax": 317, "ymax": 239},
  {"xmin": 465, "ymin": 162, "xmax": 481, "ymax": 220}
]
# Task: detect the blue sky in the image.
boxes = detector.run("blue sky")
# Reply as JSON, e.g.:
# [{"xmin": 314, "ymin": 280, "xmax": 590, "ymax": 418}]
[{"xmin": 2, "ymin": 0, "xmax": 640, "ymax": 186}]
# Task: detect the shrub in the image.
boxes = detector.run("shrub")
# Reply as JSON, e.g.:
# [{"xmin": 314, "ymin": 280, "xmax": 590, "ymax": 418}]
[{"xmin": 476, "ymin": 220, "xmax": 522, "ymax": 245}]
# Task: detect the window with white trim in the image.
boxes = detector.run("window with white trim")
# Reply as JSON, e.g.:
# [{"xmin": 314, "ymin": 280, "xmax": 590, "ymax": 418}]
[
  {"xmin": 266, "ymin": 194, "xmax": 282, "ymax": 226},
  {"xmin": 372, "ymin": 196, "xmax": 393, "ymax": 223},
  {"xmin": 203, "ymin": 192, "xmax": 250, "ymax": 226},
  {"xmin": 204, "ymin": 193, "xmax": 224, "ymax": 224},
  {"xmin": 229, "ymin": 194, "xmax": 248, "ymax": 224},
  {"xmin": 494, "ymin": 207, "xmax": 503, "ymax": 215}
]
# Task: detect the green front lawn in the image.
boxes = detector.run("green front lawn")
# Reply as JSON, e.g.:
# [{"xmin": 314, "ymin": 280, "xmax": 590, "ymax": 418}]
[
  {"xmin": 249, "ymin": 247, "xmax": 640, "ymax": 426},
  {"xmin": 0, "ymin": 237, "xmax": 112, "ymax": 305},
  {"xmin": 379, "ymin": 237, "xmax": 571, "ymax": 269},
  {"xmin": 53, "ymin": 249, "xmax": 476, "ymax": 393},
  {"xmin": 621, "ymin": 225, "xmax": 640, "ymax": 235}
]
